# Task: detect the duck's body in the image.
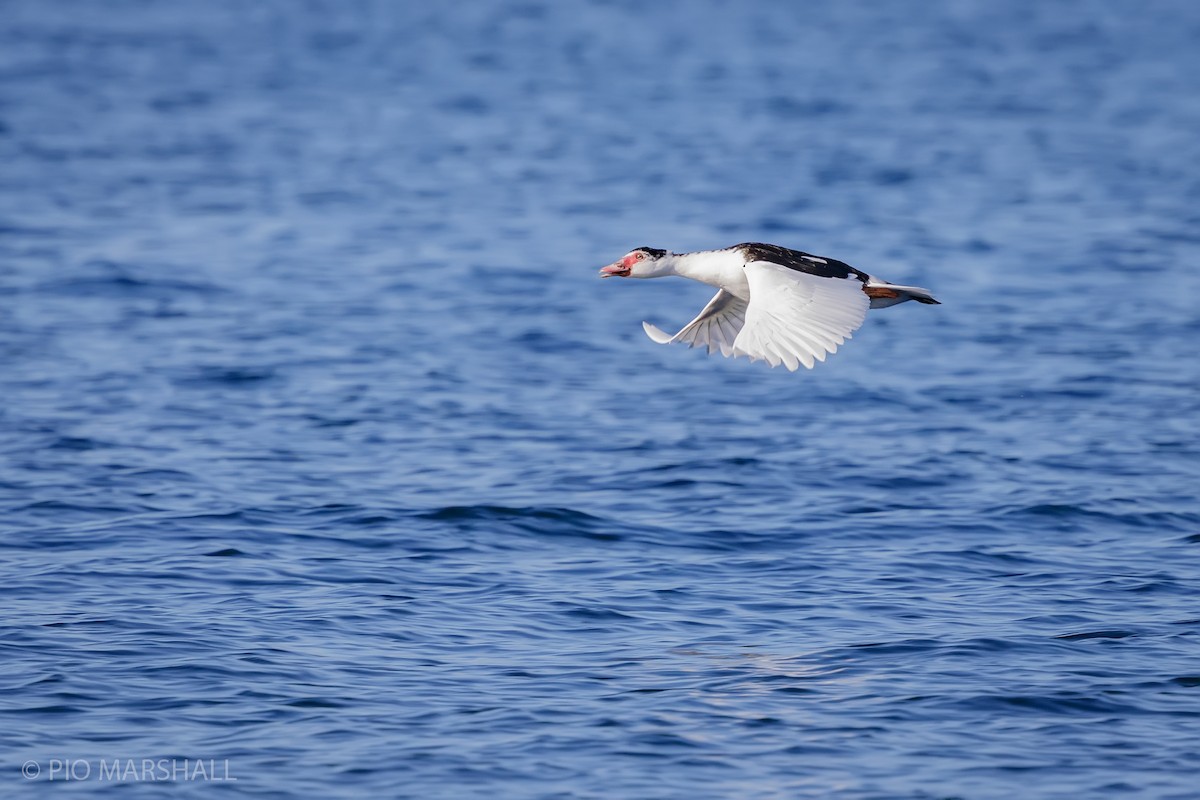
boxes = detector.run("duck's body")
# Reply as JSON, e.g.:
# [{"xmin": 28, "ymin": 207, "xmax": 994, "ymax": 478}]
[{"xmin": 599, "ymin": 242, "xmax": 938, "ymax": 371}]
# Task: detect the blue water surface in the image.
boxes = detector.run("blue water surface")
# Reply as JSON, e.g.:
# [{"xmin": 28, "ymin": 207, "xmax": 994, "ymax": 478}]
[{"xmin": 2, "ymin": 1, "xmax": 1200, "ymax": 797}]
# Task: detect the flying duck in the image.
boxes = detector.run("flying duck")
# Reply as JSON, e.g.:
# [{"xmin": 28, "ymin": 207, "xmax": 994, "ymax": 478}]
[{"xmin": 599, "ymin": 242, "xmax": 939, "ymax": 371}]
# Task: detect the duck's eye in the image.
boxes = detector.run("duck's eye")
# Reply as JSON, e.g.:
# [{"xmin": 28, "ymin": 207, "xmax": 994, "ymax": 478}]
[{"xmin": 636, "ymin": 252, "xmax": 645, "ymax": 260}]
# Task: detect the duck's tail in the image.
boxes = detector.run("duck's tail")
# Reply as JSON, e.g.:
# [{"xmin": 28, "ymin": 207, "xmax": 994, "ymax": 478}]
[{"xmin": 864, "ymin": 281, "xmax": 940, "ymax": 309}]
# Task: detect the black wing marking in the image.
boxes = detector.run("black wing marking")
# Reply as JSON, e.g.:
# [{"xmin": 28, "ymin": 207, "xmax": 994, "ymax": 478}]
[{"xmin": 736, "ymin": 242, "xmax": 869, "ymax": 282}]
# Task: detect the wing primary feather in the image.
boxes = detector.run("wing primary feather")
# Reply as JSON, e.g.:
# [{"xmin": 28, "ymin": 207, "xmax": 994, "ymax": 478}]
[{"xmin": 642, "ymin": 321, "xmax": 674, "ymax": 344}]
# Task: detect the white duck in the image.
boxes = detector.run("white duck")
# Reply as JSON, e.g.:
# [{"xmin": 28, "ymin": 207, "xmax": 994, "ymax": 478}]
[{"xmin": 599, "ymin": 242, "xmax": 939, "ymax": 371}]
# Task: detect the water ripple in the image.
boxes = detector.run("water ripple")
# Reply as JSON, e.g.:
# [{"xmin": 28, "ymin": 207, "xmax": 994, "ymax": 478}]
[{"xmin": 3, "ymin": 1, "xmax": 1200, "ymax": 798}]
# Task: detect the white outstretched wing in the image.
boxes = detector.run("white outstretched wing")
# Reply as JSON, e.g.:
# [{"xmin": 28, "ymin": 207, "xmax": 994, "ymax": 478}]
[
  {"xmin": 642, "ymin": 289, "xmax": 748, "ymax": 356},
  {"xmin": 732, "ymin": 261, "xmax": 869, "ymax": 370}
]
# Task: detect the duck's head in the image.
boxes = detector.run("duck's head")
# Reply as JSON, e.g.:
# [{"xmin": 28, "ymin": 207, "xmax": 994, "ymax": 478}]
[{"xmin": 599, "ymin": 247, "xmax": 670, "ymax": 278}]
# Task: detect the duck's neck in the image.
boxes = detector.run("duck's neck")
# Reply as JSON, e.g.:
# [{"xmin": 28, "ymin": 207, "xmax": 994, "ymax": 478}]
[{"xmin": 665, "ymin": 249, "xmax": 748, "ymax": 295}]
